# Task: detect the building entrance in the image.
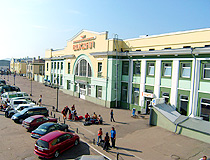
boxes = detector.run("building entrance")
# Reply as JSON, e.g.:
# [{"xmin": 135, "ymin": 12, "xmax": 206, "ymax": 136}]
[{"xmin": 79, "ymin": 84, "xmax": 86, "ymax": 99}]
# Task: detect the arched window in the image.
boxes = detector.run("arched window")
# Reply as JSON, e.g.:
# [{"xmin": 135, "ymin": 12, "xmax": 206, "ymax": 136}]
[{"xmin": 75, "ymin": 59, "xmax": 92, "ymax": 77}]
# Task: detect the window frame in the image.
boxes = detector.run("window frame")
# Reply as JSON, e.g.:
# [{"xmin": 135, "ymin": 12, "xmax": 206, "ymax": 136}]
[
  {"xmin": 147, "ymin": 62, "xmax": 155, "ymax": 76},
  {"xmin": 162, "ymin": 62, "xmax": 172, "ymax": 77},
  {"xmin": 180, "ymin": 62, "xmax": 191, "ymax": 79},
  {"xmin": 203, "ymin": 63, "xmax": 210, "ymax": 80}
]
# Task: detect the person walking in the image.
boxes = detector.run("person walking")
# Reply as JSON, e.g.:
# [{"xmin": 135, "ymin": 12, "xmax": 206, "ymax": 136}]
[
  {"xmin": 110, "ymin": 127, "xmax": 116, "ymax": 148},
  {"xmin": 97, "ymin": 128, "xmax": 103, "ymax": 145},
  {"xmin": 61, "ymin": 106, "xmax": 70, "ymax": 120},
  {"xmin": 110, "ymin": 109, "xmax": 115, "ymax": 122},
  {"xmin": 38, "ymin": 95, "xmax": 42, "ymax": 106},
  {"xmin": 103, "ymin": 132, "xmax": 110, "ymax": 151}
]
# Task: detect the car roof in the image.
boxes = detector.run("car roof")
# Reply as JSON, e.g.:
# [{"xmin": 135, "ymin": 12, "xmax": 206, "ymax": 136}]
[
  {"xmin": 25, "ymin": 106, "xmax": 46, "ymax": 110},
  {"xmin": 76, "ymin": 155, "xmax": 106, "ymax": 160},
  {"xmin": 13, "ymin": 99, "xmax": 27, "ymax": 102},
  {"xmin": 30, "ymin": 115, "xmax": 45, "ymax": 119},
  {"xmin": 40, "ymin": 122, "xmax": 55, "ymax": 127},
  {"xmin": 39, "ymin": 130, "xmax": 66, "ymax": 142}
]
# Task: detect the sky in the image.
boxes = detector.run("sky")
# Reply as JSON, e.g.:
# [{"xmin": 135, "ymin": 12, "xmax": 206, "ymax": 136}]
[{"xmin": 0, "ymin": 0, "xmax": 210, "ymax": 60}]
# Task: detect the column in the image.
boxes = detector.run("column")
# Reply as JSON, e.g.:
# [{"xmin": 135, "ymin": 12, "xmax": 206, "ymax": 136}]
[
  {"xmin": 139, "ymin": 60, "xmax": 146, "ymax": 113},
  {"xmin": 154, "ymin": 60, "xmax": 161, "ymax": 98},
  {"xmin": 128, "ymin": 59, "xmax": 133, "ymax": 104}
]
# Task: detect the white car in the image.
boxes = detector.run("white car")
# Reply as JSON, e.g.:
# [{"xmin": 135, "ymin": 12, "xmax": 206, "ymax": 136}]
[{"xmin": 1, "ymin": 92, "xmax": 30, "ymax": 103}]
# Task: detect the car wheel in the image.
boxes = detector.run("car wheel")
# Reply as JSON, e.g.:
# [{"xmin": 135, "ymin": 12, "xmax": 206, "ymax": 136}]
[
  {"xmin": 54, "ymin": 150, "xmax": 60, "ymax": 158},
  {"xmin": 19, "ymin": 119, "xmax": 23, "ymax": 123},
  {"xmin": 74, "ymin": 139, "xmax": 79, "ymax": 146},
  {"xmin": 5, "ymin": 112, "xmax": 8, "ymax": 118}
]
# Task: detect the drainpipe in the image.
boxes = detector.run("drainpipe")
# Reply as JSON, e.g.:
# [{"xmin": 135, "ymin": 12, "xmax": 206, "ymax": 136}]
[{"xmin": 174, "ymin": 47, "xmax": 195, "ymax": 133}]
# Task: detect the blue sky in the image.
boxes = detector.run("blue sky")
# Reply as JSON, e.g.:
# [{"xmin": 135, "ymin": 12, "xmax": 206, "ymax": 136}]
[{"xmin": 0, "ymin": 0, "xmax": 210, "ymax": 59}]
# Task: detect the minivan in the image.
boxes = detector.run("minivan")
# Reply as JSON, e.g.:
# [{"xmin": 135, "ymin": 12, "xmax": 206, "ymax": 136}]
[
  {"xmin": 34, "ymin": 130, "xmax": 79, "ymax": 159},
  {"xmin": 11, "ymin": 106, "xmax": 48, "ymax": 123},
  {"xmin": 1, "ymin": 92, "xmax": 30, "ymax": 103}
]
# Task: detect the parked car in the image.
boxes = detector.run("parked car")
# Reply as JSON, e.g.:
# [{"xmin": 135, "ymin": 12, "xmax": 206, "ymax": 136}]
[
  {"xmin": 34, "ymin": 130, "xmax": 79, "ymax": 159},
  {"xmin": 0, "ymin": 85, "xmax": 20, "ymax": 95},
  {"xmin": 5, "ymin": 103, "xmax": 35, "ymax": 118},
  {"xmin": 11, "ymin": 106, "xmax": 48, "ymax": 123},
  {"xmin": 22, "ymin": 115, "xmax": 57, "ymax": 132},
  {"xmin": 1, "ymin": 91, "xmax": 30, "ymax": 103},
  {"xmin": 0, "ymin": 79, "xmax": 6, "ymax": 85},
  {"xmin": 8, "ymin": 99, "xmax": 28, "ymax": 109},
  {"xmin": 31, "ymin": 122, "xmax": 68, "ymax": 139}
]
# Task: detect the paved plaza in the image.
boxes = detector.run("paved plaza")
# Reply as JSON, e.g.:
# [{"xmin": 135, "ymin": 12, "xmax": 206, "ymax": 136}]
[{"xmin": 4, "ymin": 75, "xmax": 210, "ymax": 160}]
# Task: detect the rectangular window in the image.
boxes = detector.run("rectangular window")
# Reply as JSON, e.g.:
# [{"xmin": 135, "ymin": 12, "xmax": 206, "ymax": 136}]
[
  {"xmin": 179, "ymin": 95, "xmax": 188, "ymax": 116},
  {"xmin": 47, "ymin": 63, "xmax": 49, "ymax": 71},
  {"xmin": 60, "ymin": 75, "xmax": 63, "ymax": 85},
  {"xmin": 163, "ymin": 63, "xmax": 172, "ymax": 77},
  {"xmin": 122, "ymin": 61, "xmax": 129, "ymax": 75},
  {"xmin": 68, "ymin": 62, "xmax": 70, "ymax": 74},
  {"xmin": 54, "ymin": 62, "xmax": 56, "ymax": 69},
  {"xmin": 67, "ymin": 80, "xmax": 71, "ymax": 90},
  {"xmin": 134, "ymin": 61, "xmax": 140, "ymax": 75},
  {"xmin": 57, "ymin": 62, "xmax": 59, "ymax": 69},
  {"xmin": 96, "ymin": 86, "xmax": 102, "ymax": 99},
  {"xmin": 181, "ymin": 63, "xmax": 191, "ymax": 78},
  {"xmin": 200, "ymin": 98, "xmax": 210, "ymax": 121},
  {"xmin": 88, "ymin": 63, "xmax": 92, "ymax": 77},
  {"xmin": 121, "ymin": 84, "xmax": 128, "ymax": 102},
  {"xmin": 61, "ymin": 62, "xmax": 63, "ymax": 70},
  {"xmin": 132, "ymin": 88, "xmax": 139, "ymax": 105},
  {"xmin": 203, "ymin": 63, "xmax": 210, "ymax": 80},
  {"xmin": 162, "ymin": 92, "xmax": 169, "ymax": 103},
  {"xmin": 98, "ymin": 62, "xmax": 102, "ymax": 77},
  {"xmin": 51, "ymin": 62, "xmax": 53, "ymax": 69},
  {"xmin": 147, "ymin": 63, "xmax": 155, "ymax": 76}
]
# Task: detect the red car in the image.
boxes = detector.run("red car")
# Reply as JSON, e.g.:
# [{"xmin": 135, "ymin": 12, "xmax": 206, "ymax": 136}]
[
  {"xmin": 34, "ymin": 130, "xmax": 80, "ymax": 159},
  {"xmin": 22, "ymin": 115, "xmax": 57, "ymax": 132}
]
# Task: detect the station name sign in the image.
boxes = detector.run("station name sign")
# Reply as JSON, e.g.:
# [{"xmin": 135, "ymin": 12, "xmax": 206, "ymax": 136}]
[{"xmin": 73, "ymin": 35, "xmax": 96, "ymax": 51}]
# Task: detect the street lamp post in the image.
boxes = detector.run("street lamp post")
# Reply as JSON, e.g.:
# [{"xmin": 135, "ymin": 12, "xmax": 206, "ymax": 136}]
[
  {"xmin": 56, "ymin": 77, "xmax": 59, "ymax": 112},
  {"xmin": 7, "ymin": 71, "xmax": 9, "ymax": 82},
  {"xmin": 30, "ymin": 73, "xmax": 32, "ymax": 96},
  {"xmin": 14, "ymin": 72, "xmax": 16, "ymax": 85}
]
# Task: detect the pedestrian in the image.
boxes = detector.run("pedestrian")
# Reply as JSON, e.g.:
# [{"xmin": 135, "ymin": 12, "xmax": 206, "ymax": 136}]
[
  {"xmin": 110, "ymin": 127, "xmax": 116, "ymax": 148},
  {"xmin": 110, "ymin": 109, "xmax": 115, "ymax": 122},
  {"xmin": 38, "ymin": 95, "xmax": 42, "ymax": 106},
  {"xmin": 97, "ymin": 115, "xmax": 103, "ymax": 124},
  {"xmin": 199, "ymin": 156, "xmax": 207, "ymax": 160},
  {"xmin": 61, "ymin": 106, "xmax": 70, "ymax": 120},
  {"xmin": 103, "ymin": 132, "xmax": 110, "ymax": 151},
  {"xmin": 97, "ymin": 128, "xmax": 103, "ymax": 145},
  {"xmin": 85, "ymin": 113, "xmax": 90, "ymax": 121},
  {"xmin": 93, "ymin": 112, "xmax": 97, "ymax": 119}
]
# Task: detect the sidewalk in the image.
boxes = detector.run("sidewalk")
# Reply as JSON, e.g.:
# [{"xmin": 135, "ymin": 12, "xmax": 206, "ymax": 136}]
[{"xmin": 7, "ymin": 75, "xmax": 210, "ymax": 160}]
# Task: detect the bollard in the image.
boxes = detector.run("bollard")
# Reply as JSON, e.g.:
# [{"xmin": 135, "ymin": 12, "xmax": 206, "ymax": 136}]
[
  {"xmin": 93, "ymin": 138, "xmax": 95, "ymax": 145},
  {"xmin": 76, "ymin": 128, "xmax": 78, "ymax": 133},
  {"xmin": 52, "ymin": 106, "xmax": 55, "ymax": 110},
  {"xmin": 54, "ymin": 114, "xmax": 55, "ymax": 118},
  {"xmin": 50, "ymin": 111, "xmax": 52, "ymax": 116},
  {"xmin": 64, "ymin": 119, "xmax": 65, "ymax": 124},
  {"xmin": 117, "ymin": 152, "xmax": 119, "ymax": 160}
]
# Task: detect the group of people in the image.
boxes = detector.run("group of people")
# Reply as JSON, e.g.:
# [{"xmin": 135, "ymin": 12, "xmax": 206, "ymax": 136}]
[
  {"xmin": 61, "ymin": 105, "xmax": 78, "ymax": 121},
  {"xmin": 85, "ymin": 112, "xmax": 103, "ymax": 124},
  {"xmin": 97, "ymin": 127, "xmax": 116, "ymax": 151}
]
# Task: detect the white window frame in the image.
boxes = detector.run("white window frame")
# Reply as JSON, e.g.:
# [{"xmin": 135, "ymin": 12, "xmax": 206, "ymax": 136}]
[
  {"xmin": 203, "ymin": 63, "xmax": 210, "ymax": 80},
  {"xmin": 163, "ymin": 63, "xmax": 172, "ymax": 77},
  {"xmin": 181, "ymin": 63, "xmax": 191, "ymax": 78},
  {"xmin": 148, "ymin": 63, "xmax": 155, "ymax": 76}
]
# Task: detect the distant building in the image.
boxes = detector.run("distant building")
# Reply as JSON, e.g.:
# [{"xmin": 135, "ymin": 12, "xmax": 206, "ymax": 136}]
[
  {"xmin": 10, "ymin": 57, "xmax": 32, "ymax": 74},
  {"xmin": 26, "ymin": 56, "xmax": 45, "ymax": 81},
  {"xmin": 44, "ymin": 28, "xmax": 210, "ymax": 122}
]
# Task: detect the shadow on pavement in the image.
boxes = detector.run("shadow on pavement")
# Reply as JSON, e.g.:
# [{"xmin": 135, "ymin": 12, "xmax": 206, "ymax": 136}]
[
  {"xmin": 116, "ymin": 146, "xmax": 142, "ymax": 153},
  {"xmin": 114, "ymin": 121, "xmax": 128, "ymax": 125},
  {"xmin": 107, "ymin": 150, "xmax": 135, "ymax": 157}
]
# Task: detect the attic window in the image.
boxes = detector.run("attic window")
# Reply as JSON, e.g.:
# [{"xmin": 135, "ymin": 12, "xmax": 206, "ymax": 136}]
[
  {"xmin": 205, "ymin": 45, "xmax": 210, "ymax": 47},
  {"xmin": 136, "ymin": 49, "xmax": 141, "ymax": 51},
  {"xmin": 183, "ymin": 46, "xmax": 191, "ymax": 48},
  {"xmin": 164, "ymin": 47, "xmax": 171, "ymax": 50},
  {"xmin": 149, "ymin": 49, "xmax": 155, "ymax": 51}
]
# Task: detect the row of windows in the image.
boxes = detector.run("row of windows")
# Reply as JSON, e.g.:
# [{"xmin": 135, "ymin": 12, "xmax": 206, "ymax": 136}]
[
  {"xmin": 122, "ymin": 61, "xmax": 210, "ymax": 80},
  {"xmin": 50, "ymin": 62, "xmax": 64, "ymax": 71}
]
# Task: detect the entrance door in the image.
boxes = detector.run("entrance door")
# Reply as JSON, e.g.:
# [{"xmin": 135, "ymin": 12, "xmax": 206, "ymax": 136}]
[
  {"xmin": 146, "ymin": 98, "xmax": 152, "ymax": 114},
  {"xmin": 79, "ymin": 84, "xmax": 86, "ymax": 100}
]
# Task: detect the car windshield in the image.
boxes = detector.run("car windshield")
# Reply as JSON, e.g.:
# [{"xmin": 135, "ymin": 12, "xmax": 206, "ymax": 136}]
[
  {"xmin": 19, "ymin": 108, "xmax": 28, "ymax": 114},
  {"xmin": 17, "ymin": 106, "xmax": 29, "ymax": 111},
  {"xmin": 25, "ymin": 117, "xmax": 34, "ymax": 123},
  {"xmin": 36, "ymin": 125, "xmax": 49, "ymax": 132},
  {"xmin": 36, "ymin": 140, "xmax": 49, "ymax": 149},
  {"xmin": 14, "ymin": 101, "xmax": 26, "ymax": 104}
]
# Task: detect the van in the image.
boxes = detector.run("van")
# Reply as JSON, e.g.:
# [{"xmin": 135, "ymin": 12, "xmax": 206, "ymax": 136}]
[
  {"xmin": 11, "ymin": 106, "xmax": 48, "ymax": 123},
  {"xmin": 1, "ymin": 92, "xmax": 30, "ymax": 103}
]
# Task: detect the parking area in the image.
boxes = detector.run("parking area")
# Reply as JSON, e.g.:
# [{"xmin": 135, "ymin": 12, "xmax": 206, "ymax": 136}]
[{"xmin": 1, "ymin": 75, "xmax": 210, "ymax": 160}]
